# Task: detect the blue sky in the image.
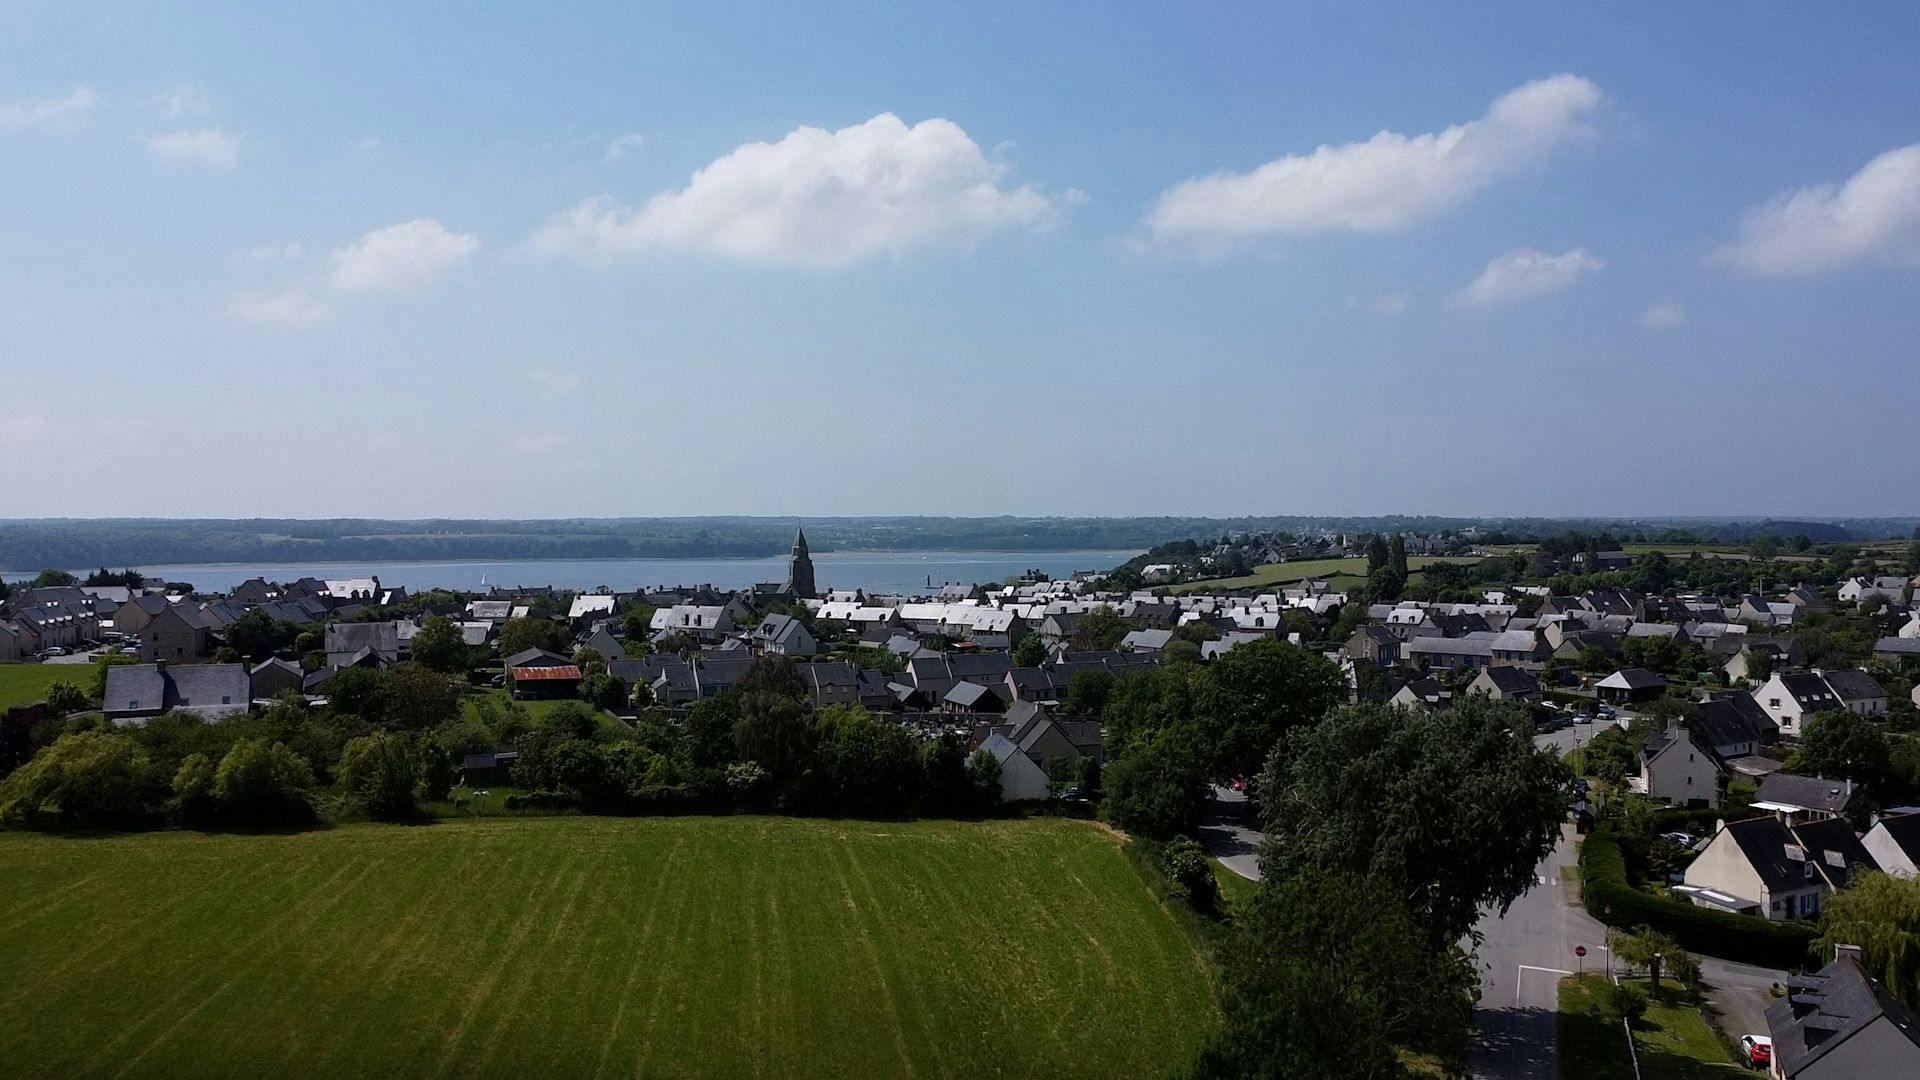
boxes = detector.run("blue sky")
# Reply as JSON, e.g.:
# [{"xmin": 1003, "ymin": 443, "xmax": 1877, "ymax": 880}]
[{"xmin": 3, "ymin": 3, "xmax": 1917, "ymax": 520}]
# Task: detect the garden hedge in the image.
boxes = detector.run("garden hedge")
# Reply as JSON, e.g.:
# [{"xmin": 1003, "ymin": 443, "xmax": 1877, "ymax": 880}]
[{"xmin": 1578, "ymin": 825, "xmax": 1816, "ymax": 970}]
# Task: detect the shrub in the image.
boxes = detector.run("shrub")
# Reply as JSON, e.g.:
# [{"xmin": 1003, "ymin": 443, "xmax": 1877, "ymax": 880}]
[
  {"xmin": 1159, "ymin": 836, "xmax": 1219, "ymax": 911},
  {"xmin": 0, "ymin": 731, "xmax": 165, "ymax": 826},
  {"xmin": 1598, "ymin": 981, "xmax": 1648, "ymax": 1026},
  {"xmin": 1580, "ymin": 826, "xmax": 1816, "ymax": 968},
  {"xmin": 210, "ymin": 738, "xmax": 317, "ymax": 826},
  {"xmin": 337, "ymin": 732, "xmax": 418, "ymax": 820},
  {"xmin": 46, "ymin": 681, "xmax": 90, "ymax": 716}
]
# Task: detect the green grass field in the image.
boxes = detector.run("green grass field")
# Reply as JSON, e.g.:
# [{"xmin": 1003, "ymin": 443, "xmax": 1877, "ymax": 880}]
[
  {"xmin": 0, "ymin": 662, "xmax": 87, "ymax": 710},
  {"xmin": 1168, "ymin": 555, "xmax": 1481, "ymax": 594},
  {"xmin": 0, "ymin": 816, "xmax": 1218, "ymax": 1080}
]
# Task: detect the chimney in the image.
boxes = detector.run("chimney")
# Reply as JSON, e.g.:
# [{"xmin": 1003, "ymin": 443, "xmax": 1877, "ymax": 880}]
[{"xmin": 1834, "ymin": 943, "xmax": 1864, "ymax": 965}]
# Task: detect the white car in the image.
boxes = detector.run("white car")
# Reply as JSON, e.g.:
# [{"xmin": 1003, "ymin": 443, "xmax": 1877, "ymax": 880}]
[{"xmin": 1738, "ymin": 1033, "xmax": 1772, "ymax": 1069}]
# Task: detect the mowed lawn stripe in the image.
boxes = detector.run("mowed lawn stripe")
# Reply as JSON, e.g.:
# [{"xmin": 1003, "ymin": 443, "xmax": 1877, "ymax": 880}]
[{"xmin": 0, "ymin": 817, "xmax": 1215, "ymax": 1080}]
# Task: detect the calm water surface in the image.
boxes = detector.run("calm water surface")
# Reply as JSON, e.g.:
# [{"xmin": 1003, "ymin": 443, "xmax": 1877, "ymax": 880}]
[{"xmin": 7, "ymin": 550, "xmax": 1138, "ymax": 594}]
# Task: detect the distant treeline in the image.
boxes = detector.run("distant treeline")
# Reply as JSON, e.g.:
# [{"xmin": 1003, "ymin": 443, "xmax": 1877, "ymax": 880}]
[{"xmin": 0, "ymin": 515, "xmax": 1912, "ymax": 571}]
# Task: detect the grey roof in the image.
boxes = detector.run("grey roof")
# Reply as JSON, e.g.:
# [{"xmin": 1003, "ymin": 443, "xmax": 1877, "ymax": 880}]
[
  {"xmin": 1478, "ymin": 666, "xmax": 1540, "ymax": 694},
  {"xmin": 1721, "ymin": 814, "xmax": 1875, "ymax": 895},
  {"xmin": 1756, "ymin": 772, "xmax": 1860, "ymax": 816},
  {"xmin": 1765, "ymin": 956, "xmax": 1920, "ymax": 1077},
  {"xmin": 1694, "ymin": 694, "xmax": 1776, "ymax": 748},
  {"xmin": 1599, "ymin": 667, "xmax": 1665, "ymax": 690},
  {"xmin": 1870, "ymin": 812, "xmax": 1920, "ymax": 868},
  {"xmin": 1822, "ymin": 668, "xmax": 1887, "ymax": 703},
  {"xmin": 1873, "ymin": 636, "xmax": 1920, "ymax": 656},
  {"xmin": 324, "ymin": 621, "xmax": 400, "ymax": 657},
  {"xmin": 103, "ymin": 662, "xmax": 249, "ymax": 717},
  {"xmin": 503, "ymin": 647, "xmax": 572, "ymax": 668}
]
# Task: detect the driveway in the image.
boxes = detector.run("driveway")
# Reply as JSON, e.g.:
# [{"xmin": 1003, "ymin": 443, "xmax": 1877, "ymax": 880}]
[
  {"xmin": 1698, "ymin": 955, "xmax": 1785, "ymax": 1047},
  {"xmin": 1198, "ymin": 786, "xmax": 1262, "ymax": 881}
]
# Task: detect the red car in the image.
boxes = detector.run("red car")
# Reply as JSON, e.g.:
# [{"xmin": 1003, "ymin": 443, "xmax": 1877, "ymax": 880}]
[{"xmin": 1739, "ymin": 1034, "xmax": 1772, "ymax": 1069}]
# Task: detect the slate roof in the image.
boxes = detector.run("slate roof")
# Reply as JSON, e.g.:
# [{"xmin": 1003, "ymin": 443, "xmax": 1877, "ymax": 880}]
[
  {"xmin": 1765, "ymin": 956, "xmax": 1920, "ymax": 1078},
  {"xmin": 1822, "ymin": 668, "xmax": 1888, "ymax": 704},
  {"xmin": 1598, "ymin": 667, "xmax": 1666, "ymax": 690},
  {"xmin": 1478, "ymin": 666, "xmax": 1540, "ymax": 695},
  {"xmin": 1694, "ymin": 694, "xmax": 1776, "ymax": 748},
  {"xmin": 103, "ymin": 662, "xmax": 249, "ymax": 718},
  {"xmin": 1721, "ymin": 814, "xmax": 1876, "ymax": 895},
  {"xmin": 1756, "ymin": 773, "xmax": 1860, "ymax": 816}
]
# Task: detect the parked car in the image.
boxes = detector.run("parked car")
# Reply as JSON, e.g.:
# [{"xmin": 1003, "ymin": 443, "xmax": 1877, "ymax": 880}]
[
  {"xmin": 1738, "ymin": 1034, "xmax": 1771, "ymax": 1069},
  {"xmin": 41, "ymin": 646, "xmax": 70, "ymax": 658},
  {"xmin": 1660, "ymin": 831, "xmax": 1697, "ymax": 850},
  {"xmin": 1058, "ymin": 788, "xmax": 1089, "ymax": 803}
]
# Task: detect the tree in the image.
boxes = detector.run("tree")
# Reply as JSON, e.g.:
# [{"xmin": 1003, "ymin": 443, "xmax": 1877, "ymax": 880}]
[
  {"xmin": 380, "ymin": 663, "xmax": 463, "ymax": 731},
  {"xmin": 1258, "ymin": 697, "xmax": 1570, "ymax": 946},
  {"xmin": 1611, "ymin": 927, "xmax": 1700, "ymax": 994},
  {"xmin": 497, "ymin": 617, "xmax": 567, "ymax": 657},
  {"xmin": 966, "ymin": 747, "xmax": 1003, "ymax": 811},
  {"xmin": 0, "ymin": 731, "xmax": 164, "ymax": 826},
  {"xmin": 29, "ymin": 568, "xmax": 78, "ymax": 588},
  {"xmin": 1183, "ymin": 870, "xmax": 1477, "ymax": 1079},
  {"xmin": 1070, "ymin": 606, "xmax": 1130, "ymax": 651},
  {"xmin": 408, "ymin": 616, "xmax": 469, "ymax": 674},
  {"xmin": 337, "ymin": 732, "xmax": 418, "ymax": 820},
  {"xmin": 1062, "ymin": 668, "xmax": 1116, "ymax": 715},
  {"xmin": 1389, "ymin": 533, "xmax": 1409, "ymax": 578},
  {"xmin": 732, "ymin": 690, "xmax": 812, "ymax": 792},
  {"xmin": 1012, "ymin": 634, "xmax": 1049, "ymax": 668},
  {"xmin": 46, "ymin": 681, "xmax": 89, "ymax": 716},
  {"xmin": 210, "ymin": 739, "xmax": 317, "ymax": 825},
  {"xmin": 1796, "ymin": 709, "xmax": 1891, "ymax": 794},
  {"xmin": 579, "ymin": 671, "xmax": 627, "ymax": 711},
  {"xmin": 223, "ymin": 608, "xmax": 296, "ymax": 661},
  {"xmin": 1819, "ymin": 872, "xmax": 1920, "ymax": 1008},
  {"xmin": 1197, "ymin": 638, "xmax": 1346, "ymax": 782},
  {"xmin": 1103, "ymin": 727, "xmax": 1210, "ymax": 837},
  {"xmin": 1159, "ymin": 836, "xmax": 1219, "ymax": 910},
  {"xmin": 1365, "ymin": 533, "xmax": 1389, "ymax": 574},
  {"xmin": 417, "ymin": 738, "xmax": 456, "ymax": 801},
  {"xmin": 620, "ymin": 604, "xmax": 658, "ymax": 646}
]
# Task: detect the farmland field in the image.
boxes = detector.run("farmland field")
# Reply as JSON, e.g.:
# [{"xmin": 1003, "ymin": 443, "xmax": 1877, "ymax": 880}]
[
  {"xmin": 0, "ymin": 662, "xmax": 85, "ymax": 711},
  {"xmin": 0, "ymin": 816, "xmax": 1217, "ymax": 1080},
  {"xmin": 1168, "ymin": 554, "xmax": 1482, "ymax": 594}
]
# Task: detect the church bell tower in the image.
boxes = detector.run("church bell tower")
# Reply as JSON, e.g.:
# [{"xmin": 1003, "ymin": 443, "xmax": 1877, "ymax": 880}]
[{"xmin": 785, "ymin": 528, "xmax": 817, "ymax": 599}]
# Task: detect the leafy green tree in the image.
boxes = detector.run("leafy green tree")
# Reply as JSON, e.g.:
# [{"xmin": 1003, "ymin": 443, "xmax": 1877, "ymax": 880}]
[
  {"xmin": 170, "ymin": 752, "xmax": 218, "ymax": 822},
  {"xmin": 497, "ymin": 617, "xmax": 567, "ymax": 657},
  {"xmin": 1070, "ymin": 606, "xmax": 1130, "ymax": 651},
  {"xmin": 1258, "ymin": 697, "xmax": 1570, "ymax": 946},
  {"xmin": 620, "ymin": 604, "xmax": 657, "ymax": 646},
  {"xmin": 1183, "ymin": 870, "xmax": 1477, "ymax": 1079},
  {"xmin": 1012, "ymin": 634, "xmax": 1049, "ymax": 668},
  {"xmin": 223, "ymin": 608, "xmax": 298, "ymax": 661},
  {"xmin": 29, "ymin": 568, "xmax": 78, "ymax": 588},
  {"xmin": 1159, "ymin": 836, "xmax": 1219, "ymax": 910},
  {"xmin": 1819, "ymin": 872, "xmax": 1920, "ymax": 1008},
  {"xmin": 966, "ymin": 747, "xmax": 1003, "ymax": 811},
  {"xmin": 1062, "ymin": 668, "xmax": 1116, "ymax": 715},
  {"xmin": 732, "ymin": 690, "xmax": 812, "ymax": 790},
  {"xmin": 811, "ymin": 704, "xmax": 921, "ymax": 816},
  {"xmin": 408, "ymin": 616, "xmax": 470, "ymax": 673},
  {"xmin": 1795, "ymin": 709, "xmax": 1891, "ymax": 794},
  {"xmin": 46, "ymin": 681, "xmax": 89, "ymax": 716},
  {"xmin": 337, "ymin": 732, "xmax": 419, "ymax": 820},
  {"xmin": 1365, "ymin": 533, "xmax": 1389, "ymax": 574},
  {"xmin": 379, "ymin": 663, "xmax": 462, "ymax": 731},
  {"xmin": 1197, "ymin": 638, "xmax": 1346, "ymax": 781},
  {"xmin": 1103, "ymin": 726, "xmax": 1210, "ymax": 837},
  {"xmin": 579, "ymin": 671, "xmax": 626, "ymax": 711},
  {"xmin": 417, "ymin": 738, "xmax": 455, "ymax": 801},
  {"xmin": 210, "ymin": 738, "xmax": 317, "ymax": 825},
  {"xmin": 0, "ymin": 731, "xmax": 165, "ymax": 826},
  {"xmin": 917, "ymin": 731, "xmax": 975, "ymax": 815}
]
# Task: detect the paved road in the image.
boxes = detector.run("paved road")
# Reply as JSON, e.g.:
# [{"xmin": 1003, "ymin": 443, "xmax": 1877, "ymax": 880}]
[
  {"xmin": 1198, "ymin": 786, "xmax": 1262, "ymax": 881},
  {"xmin": 1698, "ymin": 955, "xmax": 1786, "ymax": 1047},
  {"xmin": 1467, "ymin": 826, "xmax": 1606, "ymax": 1080}
]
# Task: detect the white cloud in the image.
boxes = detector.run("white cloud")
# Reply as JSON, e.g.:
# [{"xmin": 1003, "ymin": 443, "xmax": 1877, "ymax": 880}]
[
  {"xmin": 1455, "ymin": 246, "xmax": 1603, "ymax": 305},
  {"xmin": 504, "ymin": 431, "xmax": 568, "ymax": 455},
  {"xmin": 0, "ymin": 86, "xmax": 100, "ymax": 131},
  {"xmin": 223, "ymin": 286, "xmax": 334, "ymax": 328},
  {"xmin": 1640, "ymin": 299, "xmax": 1687, "ymax": 330},
  {"xmin": 529, "ymin": 112, "xmax": 1062, "ymax": 268},
  {"xmin": 1717, "ymin": 144, "xmax": 1920, "ymax": 275},
  {"xmin": 0, "ymin": 415, "xmax": 51, "ymax": 445},
  {"xmin": 144, "ymin": 127, "xmax": 241, "ymax": 168},
  {"xmin": 605, "ymin": 132, "xmax": 646, "ymax": 161},
  {"xmin": 528, "ymin": 368, "xmax": 584, "ymax": 396},
  {"xmin": 329, "ymin": 218, "xmax": 481, "ymax": 291},
  {"xmin": 1145, "ymin": 74, "xmax": 1601, "ymax": 249},
  {"xmin": 1369, "ymin": 291, "xmax": 1413, "ymax": 315},
  {"xmin": 151, "ymin": 86, "xmax": 210, "ymax": 119}
]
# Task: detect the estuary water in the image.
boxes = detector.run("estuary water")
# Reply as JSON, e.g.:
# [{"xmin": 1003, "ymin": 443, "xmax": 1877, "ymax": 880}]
[{"xmin": 7, "ymin": 549, "xmax": 1139, "ymax": 595}]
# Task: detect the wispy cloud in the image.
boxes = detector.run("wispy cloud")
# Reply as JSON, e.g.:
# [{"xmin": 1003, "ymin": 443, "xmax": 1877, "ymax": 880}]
[
  {"xmin": 529, "ymin": 368, "xmax": 584, "ymax": 396},
  {"xmin": 330, "ymin": 218, "xmax": 481, "ymax": 291},
  {"xmin": 0, "ymin": 86, "xmax": 100, "ymax": 131},
  {"xmin": 1717, "ymin": 143, "xmax": 1920, "ymax": 275},
  {"xmin": 605, "ymin": 131, "xmax": 646, "ymax": 161},
  {"xmin": 223, "ymin": 286, "xmax": 334, "ymax": 328},
  {"xmin": 1640, "ymin": 299, "xmax": 1687, "ymax": 330},
  {"xmin": 144, "ymin": 127, "xmax": 241, "ymax": 169},
  {"xmin": 0, "ymin": 415, "xmax": 51, "ymax": 445},
  {"xmin": 530, "ymin": 113, "xmax": 1064, "ymax": 268},
  {"xmin": 238, "ymin": 242, "xmax": 305, "ymax": 262},
  {"xmin": 1144, "ymin": 75, "xmax": 1602, "ymax": 251},
  {"xmin": 1455, "ymin": 246, "xmax": 1603, "ymax": 306},
  {"xmin": 504, "ymin": 431, "xmax": 568, "ymax": 455},
  {"xmin": 151, "ymin": 86, "xmax": 210, "ymax": 120}
]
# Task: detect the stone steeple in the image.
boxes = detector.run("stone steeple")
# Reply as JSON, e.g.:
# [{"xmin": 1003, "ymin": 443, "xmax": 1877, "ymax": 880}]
[{"xmin": 785, "ymin": 528, "xmax": 817, "ymax": 599}]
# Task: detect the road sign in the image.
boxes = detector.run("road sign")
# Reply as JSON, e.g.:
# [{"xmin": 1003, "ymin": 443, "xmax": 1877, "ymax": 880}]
[{"xmin": 1574, "ymin": 946, "xmax": 1587, "ymax": 957}]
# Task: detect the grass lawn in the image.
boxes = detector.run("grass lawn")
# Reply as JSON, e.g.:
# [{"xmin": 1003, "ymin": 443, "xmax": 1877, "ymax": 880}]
[
  {"xmin": 0, "ymin": 662, "xmax": 88, "ymax": 710},
  {"xmin": 0, "ymin": 815, "xmax": 1218, "ymax": 1080},
  {"xmin": 1558, "ymin": 974, "xmax": 1745, "ymax": 1080},
  {"xmin": 459, "ymin": 689, "xmax": 631, "ymax": 738},
  {"xmin": 1168, "ymin": 555, "xmax": 1481, "ymax": 594}
]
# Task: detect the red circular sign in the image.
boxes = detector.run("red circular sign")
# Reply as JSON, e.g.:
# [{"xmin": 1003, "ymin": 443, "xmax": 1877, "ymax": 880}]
[{"xmin": 1575, "ymin": 946, "xmax": 1588, "ymax": 957}]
